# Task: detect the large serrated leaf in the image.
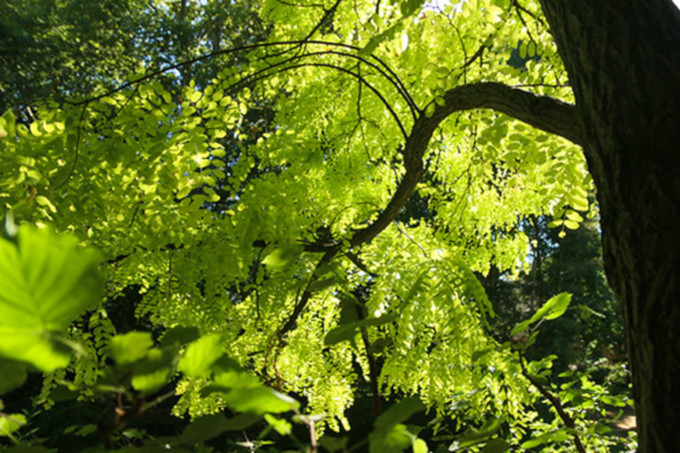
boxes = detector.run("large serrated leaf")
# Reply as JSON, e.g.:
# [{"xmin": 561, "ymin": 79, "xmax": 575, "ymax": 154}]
[
  {"xmin": 0, "ymin": 226, "xmax": 102, "ymax": 330},
  {"xmin": 0, "ymin": 226, "xmax": 102, "ymax": 371}
]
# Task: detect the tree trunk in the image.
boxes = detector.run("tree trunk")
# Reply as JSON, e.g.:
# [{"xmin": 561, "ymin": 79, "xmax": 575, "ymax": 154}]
[{"xmin": 538, "ymin": 1, "xmax": 680, "ymax": 450}]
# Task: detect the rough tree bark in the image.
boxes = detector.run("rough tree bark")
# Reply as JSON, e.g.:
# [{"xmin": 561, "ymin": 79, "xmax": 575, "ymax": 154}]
[{"xmin": 538, "ymin": 1, "xmax": 680, "ymax": 450}]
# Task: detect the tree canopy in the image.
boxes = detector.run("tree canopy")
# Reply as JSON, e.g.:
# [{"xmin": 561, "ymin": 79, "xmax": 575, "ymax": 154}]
[{"xmin": 3, "ymin": 0, "xmax": 673, "ymax": 451}]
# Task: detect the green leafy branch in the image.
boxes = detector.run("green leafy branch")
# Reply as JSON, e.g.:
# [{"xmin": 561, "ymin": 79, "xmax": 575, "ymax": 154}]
[{"xmin": 518, "ymin": 352, "xmax": 587, "ymax": 453}]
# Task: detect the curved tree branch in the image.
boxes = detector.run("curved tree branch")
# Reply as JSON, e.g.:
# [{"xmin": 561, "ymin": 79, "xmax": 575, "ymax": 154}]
[
  {"xmin": 436, "ymin": 82, "xmax": 583, "ymax": 145},
  {"xmin": 309, "ymin": 81, "xmax": 581, "ymax": 255},
  {"xmin": 291, "ymin": 82, "xmax": 581, "ymax": 337},
  {"xmin": 65, "ymin": 40, "xmax": 417, "ymax": 116},
  {"xmin": 223, "ymin": 59, "xmax": 409, "ymax": 138}
]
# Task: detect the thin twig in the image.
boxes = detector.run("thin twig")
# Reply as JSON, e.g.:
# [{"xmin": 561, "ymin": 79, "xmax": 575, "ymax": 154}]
[
  {"xmin": 58, "ymin": 104, "xmax": 87, "ymax": 188},
  {"xmin": 355, "ymin": 300, "xmax": 382, "ymax": 416},
  {"xmin": 518, "ymin": 352, "xmax": 587, "ymax": 453},
  {"xmin": 301, "ymin": 0, "xmax": 343, "ymax": 41}
]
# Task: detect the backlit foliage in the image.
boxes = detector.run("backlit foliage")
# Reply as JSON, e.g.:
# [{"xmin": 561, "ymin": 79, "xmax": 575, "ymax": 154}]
[{"xmin": 0, "ymin": 0, "xmax": 633, "ymax": 451}]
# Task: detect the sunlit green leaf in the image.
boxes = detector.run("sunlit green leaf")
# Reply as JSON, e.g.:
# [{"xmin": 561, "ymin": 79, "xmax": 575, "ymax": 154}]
[
  {"xmin": 511, "ymin": 293, "xmax": 572, "ymax": 335},
  {"xmin": 0, "ymin": 226, "xmax": 102, "ymax": 331},
  {"xmin": 536, "ymin": 292, "xmax": 572, "ymax": 321},
  {"xmin": 0, "ymin": 226, "xmax": 101, "ymax": 371},
  {"xmin": 159, "ymin": 326, "xmax": 200, "ymax": 347},
  {"xmin": 0, "ymin": 413, "xmax": 26, "ymax": 437},
  {"xmin": 413, "ymin": 438, "xmax": 428, "ymax": 453},
  {"xmin": 130, "ymin": 347, "xmax": 175, "ymax": 393},
  {"xmin": 178, "ymin": 334, "xmax": 224, "ymax": 377},
  {"xmin": 520, "ymin": 430, "xmax": 570, "ymax": 449},
  {"xmin": 107, "ymin": 332, "xmax": 154, "ymax": 365},
  {"xmin": 325, "ymin": 314, "xmax": 396, "ymax": 346},
  {"xmin": 265, "ymin": 414, "xmax": 292, "ymax": 435}
]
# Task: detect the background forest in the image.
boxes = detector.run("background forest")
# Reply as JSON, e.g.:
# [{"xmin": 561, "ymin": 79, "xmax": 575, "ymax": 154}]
[{"xmin": 0, "ymin": 0, "xmax": 638, "ymax": 451}]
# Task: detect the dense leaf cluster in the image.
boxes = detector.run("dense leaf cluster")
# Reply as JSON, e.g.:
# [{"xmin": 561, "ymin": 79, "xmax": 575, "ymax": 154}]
[{"xmin": 0, "ymin": 0, "xmax": 634, "ymax": 451}]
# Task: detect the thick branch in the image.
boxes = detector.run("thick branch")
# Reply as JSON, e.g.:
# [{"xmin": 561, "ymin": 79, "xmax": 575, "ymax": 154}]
[{"xmin": 436, "ymin": 82, "xmax": 583, "ymax": 145}]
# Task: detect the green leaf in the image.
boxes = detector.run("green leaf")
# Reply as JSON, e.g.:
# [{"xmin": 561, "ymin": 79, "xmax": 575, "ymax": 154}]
[
  {"xmin": 178, "ymin": 334, "xmax": 224, "ymax": 377},
  {"xmin": 72, "ymin": 424, "xmax": 97, "ymax": 437},
  {"xmin": 510, "ymin": 320, "xmax": 532, "ymax": 336},
  {"xmin": 204, "ymin": 362, "xmax": 300, "ymax": 414},
  {"xmin": 369, "ymin": 396, "xmax": 425, "ymax": 453},
  {"xmin": 0, "ymin": 360, "xmax": 27, "ymax": 395},
  {"xmin": 178, "ymin": 413, "xmax": 260, "ymax": 445},
  {"xmin": 360, "ymin": 21, "xmax": 406, "ymax": 56},
  {"xmin": 0, "ymin": 225, "xmax": 102, "ymax": 331},
  {"xmin": 534, "ymin": 292, "xmax": 572, "ymax": 321},
  {"xmin": 130, "ymin": 347, "xmax": 175, "ymax": 393},
  {"xmin": 264, "ymin": 414, "xmax": 292, "ymax": 435},
  {"xmin": 261, "ymin": 244, "xmax": 302, "ymax": 272},
  {"xmin": 413, "ymin": 438, "xmax": 428, "ymax": 453},
  {"xmin": 511, "ymin": 293, "xmax": 572, "ymax": 335},
  {"xmin": 482, "ymin": 438, "xmax": 510, "ymax": 453},
  {"xmin": 370, "ymin": 423, "xmax": 414, "ymax": 453},
  {"xmin": 324, "ymin": 314, "xmax": 396, "ymax": 346},
  {"xmin": 0, "ymin": 243, "xmax": 75, "ymax": 348},
  {"xmin": 424, "ymin": 103, "xmax": 435, "ymax": 118},
  {"xmin": 0, "ymin": 111, "xmax": 16, "ymax": 139},
  {"xmin": 159, "ymin": 326, "xmax": 200, "ymax": 347},
  {"xmin": 471, "ymin": 348, "xmax": 494, "ymax": 363},
  {"xmin": 189, "ymin": 91, "xmax": 202, "ymax": 103},
  {"xmin": 519, "ymin": 42, "xmax": 527, "ymax": 59},
  {"xmin": 107, "ymin": 332, "xmax": 154, "ymax": 365},
  {"xmin": 565, "ymin": 210, "xmax": 583, "ymax": 222},
  {"xmin": 563, "ymin": 219, "xmax": 580, "ymax": 230},
  {"xmin": 520, "ymin": 430, "xmax": 570, "ymax": 449},
  {"xmin": 451, "ymin": 418, "xmax": 501, "ymax": 449},
  {"xmin": 526, "ymin": 41, "xmax": 536, "ymax": 58},
  {"xmin": 400, "ymin": 0, "xmax": 426, "ymax": 16},
  {"xmin": 0, "ymin": 413, "xmax": 26, "ymax": 437},
  {"xmin": 221, "ymin": 384, "xmax": 299, "ymax": 414},
  {"xmin": 0, "ymin": 327, "xmax": 74, "ymax": 371}
]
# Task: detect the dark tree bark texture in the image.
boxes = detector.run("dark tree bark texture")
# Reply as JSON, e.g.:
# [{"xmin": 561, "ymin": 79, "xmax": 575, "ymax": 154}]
[{"xmin": 538, "ymin": 1, "xmax": 680, "ymax": 450}]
